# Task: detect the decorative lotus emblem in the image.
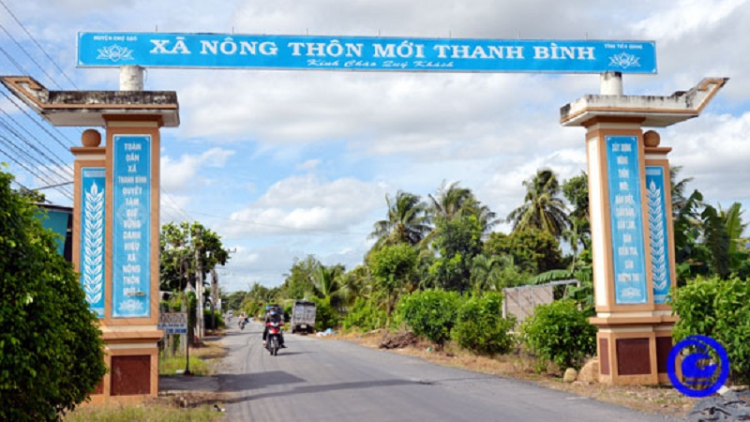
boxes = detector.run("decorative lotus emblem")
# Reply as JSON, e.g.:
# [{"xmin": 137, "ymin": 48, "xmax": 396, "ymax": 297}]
[
  {"xmin": 609, "ymin": 52, "xmax": 640, "ymax": 69},
  {"xmin": 97, "ymin": 44, "xmax": 134, "ymax": 62}
]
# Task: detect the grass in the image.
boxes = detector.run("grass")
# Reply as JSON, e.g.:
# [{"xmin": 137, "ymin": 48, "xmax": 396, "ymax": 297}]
[
  {"xmin": 64, "ymin": 336, "xmax": 229, "ymax": 421},
  {"xmin": 63, "ymin": 399, "xmax": 223, "ymax": 422},
  {"xmin": 159, "ymin": 337, "xmax": 228, "ymax": 376}
]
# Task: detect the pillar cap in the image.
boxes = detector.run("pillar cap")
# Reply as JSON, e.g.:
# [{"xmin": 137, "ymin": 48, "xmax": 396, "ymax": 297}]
[
  {"xmin": 560, "ymin": 77, "xmax": 728, "ymax": 128},
  {"xmin": 0, "ymin": 76, "xmax": 179, "ymax": 127}
]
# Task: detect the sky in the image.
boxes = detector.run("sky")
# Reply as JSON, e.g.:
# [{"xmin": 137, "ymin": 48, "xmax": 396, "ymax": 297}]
[{"xmin": 1, "ymin": 0, "xmax": 749, "ymax": 292}]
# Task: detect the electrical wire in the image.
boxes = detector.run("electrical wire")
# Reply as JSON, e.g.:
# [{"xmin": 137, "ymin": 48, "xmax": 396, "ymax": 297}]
[{"xmin": 0, "ymin": 0, "xmax": 78, "ymax": 89}]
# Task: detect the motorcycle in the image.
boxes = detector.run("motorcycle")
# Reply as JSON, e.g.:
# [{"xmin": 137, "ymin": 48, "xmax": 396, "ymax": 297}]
[
  {"xmin": 265, "ymin": 320, "xmax": 282, "ymax": 356},
  {"xmin": 239, "ymin": 318, "xmax": 246, "ymax": 330}
]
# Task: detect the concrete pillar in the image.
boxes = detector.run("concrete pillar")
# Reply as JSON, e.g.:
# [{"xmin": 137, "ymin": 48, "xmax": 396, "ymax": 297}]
[
  {"xmin": 120, "ymin": 66, "xmax": 144, "ymax": 91},
  {"xmin": 560, "ymin": 77, "xmax": 728, "ymax": 385},
  {"xmin": 600, "ymin": 71, "xmax": 623, "ymax": 95}
]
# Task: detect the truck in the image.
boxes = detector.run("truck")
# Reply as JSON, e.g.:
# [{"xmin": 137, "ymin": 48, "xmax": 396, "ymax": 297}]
[{"xmin": 290, "ymin": 300, "xmax": 316, "ymax": 334}]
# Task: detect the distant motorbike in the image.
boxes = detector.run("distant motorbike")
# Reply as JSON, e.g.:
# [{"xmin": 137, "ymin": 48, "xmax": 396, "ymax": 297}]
[
  {"xmin": 266, "ymin": 320, "xmax": 282, "ymax": 356},
  {"xmin": 239, "ymin": 318, "xmax": 246, "ymax": 330}
]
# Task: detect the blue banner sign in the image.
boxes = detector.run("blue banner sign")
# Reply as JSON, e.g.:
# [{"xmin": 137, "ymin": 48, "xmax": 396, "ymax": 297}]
[
  {"xmin": 606, "ymin": 136, "xmax": 648, "ymax": 305},
  {"xmin": 81, "ymin": 167, "xmax": 106, "ymax": 318},
  {"xmin": 112, "ymin": 135, "xmax": 151, "ymax": 318},
  {"xmin": 77, "ymin": 32, "xmax": 657, "ymax": 74},
  {"xmin": 646, "ymin": 166, "xmax": 671, "ymax": 304}
]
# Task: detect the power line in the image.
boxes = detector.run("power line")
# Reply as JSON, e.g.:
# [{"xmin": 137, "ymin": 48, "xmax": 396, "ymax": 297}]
[
  {"xmin": 0, "ymin": 0, "xmax": 78, "ymax": 89},
  {"xmin": 0, "ymin": 111, "xmax": 73, "ymax": 176},
  {"xmin": 0, "ymin": 142, "xmax": 72, "ymax": 200},
  {"xmin": 0, "ymin": 90, "xmax": 77, "ymax": 149},
  {"xmin": 0, "ymin": 21, "xmax": 64, "ymax": 90}
]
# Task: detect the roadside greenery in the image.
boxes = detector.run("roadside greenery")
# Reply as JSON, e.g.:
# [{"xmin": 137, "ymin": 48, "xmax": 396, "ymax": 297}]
[
  {"xmin": 452, "ymin": 293, "xmax": 516, "ymax": 356},
  {"xmin": 0, "ymin": 168, "xmax": 107, "ymax": 421},
  {"xmin": 671, "ymin": 275, "xmax": 750, "ymax": 384},
  {"xmin": 211, "ymin": 166, "xmax": 746, "ymax": 379},
  {"xmin": 396, "ymin": 290, "xmax": 461, "ymax": 349},
  {"xmin": 520, "ymin": 300, "xmax": 597, "ymax": 370}
]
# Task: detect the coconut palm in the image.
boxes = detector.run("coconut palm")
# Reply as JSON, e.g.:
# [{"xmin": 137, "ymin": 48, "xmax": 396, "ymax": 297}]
[
  {"xmin": 429, "ymin": 180, "xmax": 499, "ymax": 233},
  {"xmin": 429, "ymin": 180, "xmax": 473, "ymax": 221},
  {"xmin": 507, "ymin": 168, "xmax": 570, "ymax": 238},
  {"xmin": 370, "ymin": 190, "xmax": 431, "ymax": 248},
  {"xmin": 670, "ymin": 165, "xmax": 695, "ymax": 217},
  {"xmin": 311, "ymin": 264, "xmax": 345, "ymax": 308}
]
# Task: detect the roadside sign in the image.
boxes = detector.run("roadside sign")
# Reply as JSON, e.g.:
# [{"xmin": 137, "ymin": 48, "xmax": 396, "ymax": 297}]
[{"xmin": 158, "ymin": 312, "xmax": 188, "ymax": 334}]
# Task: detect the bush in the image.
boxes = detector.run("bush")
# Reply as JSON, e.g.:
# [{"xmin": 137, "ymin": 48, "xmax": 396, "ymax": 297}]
[
  {"xmin": 452, "ymin": 293, "xmax": 516, "ymax": 356},
  {"xmin": 0, "ymin": 169, "xmax": 107, "ymax": 421},
  {"xmin": 311, "ymin": 297, "xmax": 339, "ymax": 332},
  {"xmin": 520, "ymin": 299, "xmax": 596, "ymax": 370},
  {"xmin": 672, "ymin": 275, "xmax": 750, "ymax": 384},
  {"xmin": 396, "ymin": 290, "xmax": 460, "ymax": 349},
  {"xmin": 203, "ymin": 310, "xmax": 224, "ymax": 330},
  {"xmin": 343, "ymin": 298, "xmax": 387, "ymax": 332}
]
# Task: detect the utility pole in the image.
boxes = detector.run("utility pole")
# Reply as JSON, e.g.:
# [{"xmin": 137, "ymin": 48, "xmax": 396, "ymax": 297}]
[
  {"xmin": 195, "ymin": 228, "xmax": 204, "ymax": 340},
  {"xmin": 211, "ymin": 268, "xmax": 219, "ymax": 330}
]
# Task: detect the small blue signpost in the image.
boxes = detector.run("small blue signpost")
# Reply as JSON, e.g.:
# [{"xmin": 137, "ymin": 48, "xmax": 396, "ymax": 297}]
[{"xmin": 78, "ymin": 32, "xmax": 657, "ymax": 74}]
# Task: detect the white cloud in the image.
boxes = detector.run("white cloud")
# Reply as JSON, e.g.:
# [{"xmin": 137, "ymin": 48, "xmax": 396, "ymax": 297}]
[
  {"xmin": 160, "ymin": 147, "xmax": 235, "ymax": 190},
  {"xmin": 667, "ymin": 111, "xmax": 750, "ymax": 203},
  {"xmin": 296, "ymin": 159, "xmax": 321, "ymax": 171},
  {"xmin": 631, "ymin": 0, "xmax": 747, "ymax": 43},
  {"xmin": 221, "ymin": 174, "xmax": 384, "ymax": 237}
]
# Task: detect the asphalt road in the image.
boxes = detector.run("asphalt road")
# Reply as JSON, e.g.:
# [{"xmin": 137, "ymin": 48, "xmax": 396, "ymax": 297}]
[{"xmin": 218, "ymin": 320, "xmax": 682, "ymax": 422}]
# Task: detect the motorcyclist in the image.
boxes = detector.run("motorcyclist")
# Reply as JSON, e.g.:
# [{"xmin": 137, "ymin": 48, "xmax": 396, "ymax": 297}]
[{"xmin": 263, "ymin": 307, "xmax": 286, "ymax": 348}]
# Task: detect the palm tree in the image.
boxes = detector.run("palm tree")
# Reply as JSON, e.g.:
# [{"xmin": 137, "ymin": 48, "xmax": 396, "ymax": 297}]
[
  {"xmin": 670, "ymin": 166, "xmax": 695, "ymax": 217},
  {"xmin": 470, "ymin": 254, "xmax": 504, "ymax": 293},
  {"xmin": 428, "ymin": 180, "xmax": 473, "ymax": 221},
  {"xmin": 370, "ymin": 190, "xmax": 431, "ymax": 248},
  {"xmin": 311, "ymin": 264, "xmax": 345, "ymax": 308},
  {"xmin": 507, "ymin": 168, "xmax": 570, "ymax": 238},
  {"xmin": 429, "ymin": 180, "xmax": 499, "ymax": 233}
]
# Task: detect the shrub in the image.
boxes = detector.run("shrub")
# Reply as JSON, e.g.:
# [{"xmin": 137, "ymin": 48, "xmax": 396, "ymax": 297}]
[
  {"xmin": 203, "ymin": 310, "xmax": 224, "ymax": 330},
  {"xmin": 520, "ymin": 299, "xmax": 596, "ymax": 370},
  {"xmin": 672, "ymin": 275, "xmax": 750, "ymax": 384},
  {"xmin": 0, "ymin": 169, "xmax": 107, "ymax": 421},
  {"xmin": 311, "ymin": 297, "xmax": 339, "ymax": 332},
  {"xmin": 343, "ymin": 298, "xmax": 387, "ymax": 332},
  {"xmin": 452, "ymin": 293, "xmax": 516, "ymax": 356},
  {"xmin": 396, "ymin": 290, "xmax": 460, "ymax": 348}
]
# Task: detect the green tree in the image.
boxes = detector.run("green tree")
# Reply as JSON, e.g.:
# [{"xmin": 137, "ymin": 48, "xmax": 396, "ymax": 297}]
[
  {"xmin": 279, "ymin": 255, "xmax": 319, "ymax": 300},
  {"xmin": 222, "ymin": 290, "xmax": 247, "ymax": 312},
  {"xmin": 159, "ymin": 221, "xmax": 230, "ymax": 292},
  {"xmin": 507, "ymin": 168, "xmax": 570, "ymax": 237},
  {"xmin": 370, "ymin": 243, "xmax": 418, "ymax": 316},
  {"xmin": 370, "ymin": 191, "xmax": 431, "ymax": 248},
  {"xmin": 311, "ymin": 263, "xmax": 345, "ymax": 309},
  {"xmin": 0, "ymin": 168, "xmax": 107, "ymax": 421},
  {"xmin": 429, "ymin": 215, "xmax": 484, "ymax": 293},
  {"xmin": 484, "ymin": 229, "xmax": 564, "ymax": 275},
  {"xmin": 562, "ymin": 172, "xmax": 590, "ymax": 267},
  {"xmin": 428, "ymin": 180, "xmax": 498, "ymax": 233},
  {"xmin": 670, "ymin": 166, "xmax": 695, "ymax": 217},
  {"xmin": 429, "ymin": 180, "xmax": 474, "ymax": 222}
]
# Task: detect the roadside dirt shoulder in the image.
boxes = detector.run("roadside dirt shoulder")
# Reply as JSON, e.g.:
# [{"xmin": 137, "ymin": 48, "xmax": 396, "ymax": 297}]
[{"xmin": 337, "ymin": 330, "xmax": 697, "ymax": 419}]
